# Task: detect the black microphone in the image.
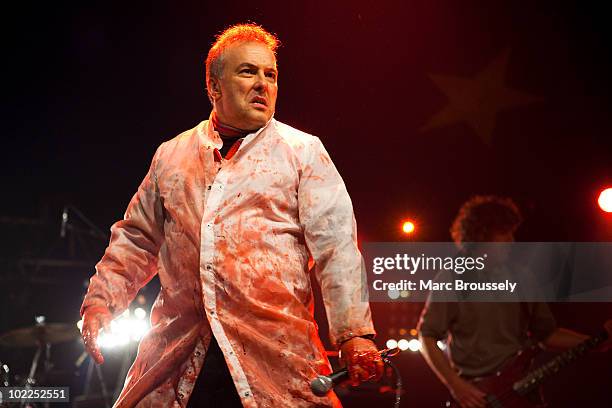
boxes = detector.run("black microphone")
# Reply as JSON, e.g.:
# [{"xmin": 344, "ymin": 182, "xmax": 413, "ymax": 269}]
[
  {"xmin": 310, "ymin": 348, "xmax": 398, "ymax": 396},
  {"xmin": 60, "ymin": 206, "xmax": 68, "ymax": 238},
  {"xmin": 311, "ymin": 369, "xmax": 349, "ymax": 396}
]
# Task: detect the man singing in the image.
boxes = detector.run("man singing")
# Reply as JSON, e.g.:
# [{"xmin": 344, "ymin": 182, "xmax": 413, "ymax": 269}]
[{"xmin": 80, "ymin": 24, "xmax": 382, "ymax": 407}]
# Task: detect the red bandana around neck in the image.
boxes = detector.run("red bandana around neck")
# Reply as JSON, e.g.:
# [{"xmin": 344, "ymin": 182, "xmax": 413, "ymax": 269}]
[{"xmin": 211, "ymin": 112, "xmax": 252, "ymax": 138}]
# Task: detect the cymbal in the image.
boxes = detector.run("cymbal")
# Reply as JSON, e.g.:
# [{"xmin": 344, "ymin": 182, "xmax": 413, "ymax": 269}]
[{"xmin": 0, "ymin": 323, "xmax": 79, "ymax": 348}]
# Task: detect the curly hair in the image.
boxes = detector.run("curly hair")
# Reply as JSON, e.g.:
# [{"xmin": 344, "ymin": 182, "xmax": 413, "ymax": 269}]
[
  {"xmin": 205, "ymin": 23, "xmax": 280, "ymax": 102},
  {"xmin": 450, "ymin": 195, "xmax": 522, "ymax": 244}
]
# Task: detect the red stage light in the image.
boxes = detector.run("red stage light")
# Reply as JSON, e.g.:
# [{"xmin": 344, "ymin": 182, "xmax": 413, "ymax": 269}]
[
  {"xmin": 598, "ymin": 188, "xmax": 612, "ymax": 213},
  {"xmin": 402, "ymin": 220, "xmax": 415, "ymax": 234}
]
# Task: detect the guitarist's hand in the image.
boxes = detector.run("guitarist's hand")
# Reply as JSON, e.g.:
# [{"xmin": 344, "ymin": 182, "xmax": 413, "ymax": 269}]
[
  {"xmin": 449, "ymin": 377, "xmax": 487, "ymax": 408},
  {"xmin": 597, "ymin": 319, "xmax": 612, "ymax": 352}
]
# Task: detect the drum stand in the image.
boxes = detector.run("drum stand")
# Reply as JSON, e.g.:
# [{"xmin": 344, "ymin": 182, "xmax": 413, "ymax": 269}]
[
  {"xmin": 22, "ymin": 327, "xmax": 52, "ymax": 408},
  {"xmin": 80, "ymin": 358, "xmax": 111, "ymax": 408}
]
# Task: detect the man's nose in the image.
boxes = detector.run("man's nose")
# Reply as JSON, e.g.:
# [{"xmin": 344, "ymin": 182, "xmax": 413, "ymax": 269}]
[{"xmin": 253, "ymin": 72, "xmax": 268, "ymax": 92}]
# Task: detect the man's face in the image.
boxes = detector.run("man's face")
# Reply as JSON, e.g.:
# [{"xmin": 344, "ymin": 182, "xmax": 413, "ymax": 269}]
[
  {"xmin": 211, "ymin": 41, "xmax": 278, "ymax": 130},
  {"xmin": 485, "ymin": 230, "xmax": 514, "ymax": 265}
]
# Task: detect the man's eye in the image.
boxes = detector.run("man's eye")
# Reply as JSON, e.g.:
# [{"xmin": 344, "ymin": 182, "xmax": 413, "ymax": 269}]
[
  {"xmin": 240, "ymin": 69, "xmax": 254, "ymax": 74},
  {"xmin": 266, "ymin": 72, "xmax": 277, "ymax": 80}
]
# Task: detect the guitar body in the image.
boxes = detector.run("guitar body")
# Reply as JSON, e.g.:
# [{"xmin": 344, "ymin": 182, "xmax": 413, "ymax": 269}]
[
  {"xmin": 447, "ymin": 348, "xmax": 545, "ymax": 408},
  {"xmin": 445, "ymin": 330, "xmax": 607, "ymax": 407}
]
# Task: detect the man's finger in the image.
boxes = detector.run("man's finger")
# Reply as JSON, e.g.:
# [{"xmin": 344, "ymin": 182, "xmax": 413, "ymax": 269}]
[
  {"xmin": 349, "ymin": 369, "xmax": 360, "ymax": 386},
  {"xmin": 82, "ymin": 319, "xmax": 104, "ymax": 364},
  {"xmin": 459, "ymin": 398, "xmax": 472, "ymax": 408},
  {"xmin": 83, "ymin": 333, "xmax": 103, "ymax": 364},
  {"xmin": 101, "ymin": 315, "xmax": 112, "ymax": 333},
  {"xmin": 373, "ymin": 357, "xmax": 384, "ymax": 381},
  {"xmin": 466, "ymin": 397, "xmax": 482, "ymax": 408},
  {"xmin": 352, "ymin": 365, "xmax": 368, "ymax": 383},
  {"xmin": 603, "ymin": 320, "xmax": 612, "ymax": 337},
  {"xmin": 474, "ymin": 388, "xmax": 486, "ymax": 398},
  {"xmin": 470, "ymin": 394, "xmax": 486, "ymax": 408}
]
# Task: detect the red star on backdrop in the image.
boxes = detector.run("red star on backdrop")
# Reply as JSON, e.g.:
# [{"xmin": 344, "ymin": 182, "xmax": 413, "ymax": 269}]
[{"xmin": 421, "ymin": 50, "xmax": 542, "ymax": 145}]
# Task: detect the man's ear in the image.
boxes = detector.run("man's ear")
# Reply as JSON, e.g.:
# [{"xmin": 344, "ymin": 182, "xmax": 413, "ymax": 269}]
[{"xmin": 208, "ymin": 78, "xmax": 222, "ymax": 101}]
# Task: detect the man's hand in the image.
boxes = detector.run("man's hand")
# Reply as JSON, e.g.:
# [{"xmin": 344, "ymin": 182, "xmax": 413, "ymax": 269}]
[
  {"xmin": 597, "ymin": 319, "xmax": 612, "ymax": 352},
  {"xmin": 339, "ymin": 337, "xmax": 384, "ymax": 386},
  {"xmin": 448, "ymin": 377, "xmax": 487, "ymax": 408},
  {"xmin": 81, "ymin": 306, "xmax": 112, "ymax": 364}
]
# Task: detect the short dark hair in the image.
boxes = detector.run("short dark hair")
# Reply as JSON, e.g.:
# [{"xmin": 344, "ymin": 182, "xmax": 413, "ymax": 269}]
[{"xmin": 450, "ymin": 195, "xmax": 522, "ymax": 243}]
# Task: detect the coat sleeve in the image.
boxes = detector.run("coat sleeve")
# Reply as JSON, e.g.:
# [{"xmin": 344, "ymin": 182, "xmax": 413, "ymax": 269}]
[
  {"xmin": 297, "ymin": 136, "xmax": 376, "ymax": 348},
  {"xmin": 81, "ymin": 146, "xmax": 165, "ymax": 317}
]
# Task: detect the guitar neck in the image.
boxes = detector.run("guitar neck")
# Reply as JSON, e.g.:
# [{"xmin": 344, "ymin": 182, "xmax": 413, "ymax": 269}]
[{"xmin": 512, "ymin": 330, "xmax": 608, "ymax": 395}]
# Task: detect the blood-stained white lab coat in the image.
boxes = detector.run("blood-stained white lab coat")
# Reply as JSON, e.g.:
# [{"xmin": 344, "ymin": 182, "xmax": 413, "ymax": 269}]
[{"xmin": 81, "ymin": 117, "xmax": 376, "ymax": 407}]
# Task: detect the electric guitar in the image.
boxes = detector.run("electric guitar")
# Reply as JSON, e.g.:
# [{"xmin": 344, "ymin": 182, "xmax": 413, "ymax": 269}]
[{"xmin": 447, "ymin": 330, "xmax": 609, "ymax": 407}]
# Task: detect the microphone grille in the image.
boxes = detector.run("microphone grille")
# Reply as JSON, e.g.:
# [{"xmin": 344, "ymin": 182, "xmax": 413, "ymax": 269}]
[{"xmin": 310, "ymin": 375, "xmax": 333, "ymax": 397}]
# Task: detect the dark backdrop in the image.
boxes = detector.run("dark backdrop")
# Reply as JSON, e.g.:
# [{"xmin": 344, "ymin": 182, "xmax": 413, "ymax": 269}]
[{"xmin": 1, "ymin": 1, "xmax": 611, "ymax": 406}]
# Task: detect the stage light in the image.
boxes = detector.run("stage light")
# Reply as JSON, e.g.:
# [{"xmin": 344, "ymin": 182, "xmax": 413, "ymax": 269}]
[
  {"xmin": 386, "ymin": 339, "xmax": 398, "ymax": 349},
  {"xmin": 598, "ymin": 188, "xmax": 612, "ymax": 213},
  {"xmin": 79, "ymin": 309, "xmax": 151, "ymax": 350},
  {"xmin": 407, "ymin": 339, "xmax": 421, "ymax": 352},
  {"xmin": 388, "ymin": 289, "xmax": 400, "ymax": 299},
  {"xmin": 76, "ymin": 319, "xmax": 83, "ymax": 331},
  {"xmin": 437, "ymin": 341, "xmax": 447, "ymax": 350},
  {"xmin": 397, "ymin": 339, "xmax": 410, "ymax": 351},
  {"xmin": 98, "ymin": 328, "xmax": 131, "ymax": 349},
  {"xmin": 409, "ymin": 329, "xmax": 418, "ymax": 336},
  {"xmin": 134, "ymin": 307, "xmax": 147, "ymax": 320},
  {"xmin": 130, "ymin": 320, "xmax": 149, "ymax": 341},
  {"xmin": 401, "ymin": 221, "xmax": 415, "ymax": 234}
]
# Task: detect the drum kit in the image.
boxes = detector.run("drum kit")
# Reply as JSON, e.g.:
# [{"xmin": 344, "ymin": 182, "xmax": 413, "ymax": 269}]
[
  {"xmin": 0, "ymin": 317, "xmax": 79, "ymax": 406},
  {"xmin": 0, "ymin": 316, "xmax": 121, "ymax": 408}
]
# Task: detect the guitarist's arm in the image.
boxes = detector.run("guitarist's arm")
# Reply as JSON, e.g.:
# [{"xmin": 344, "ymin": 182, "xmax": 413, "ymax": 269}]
[
  {"xmin": 541, "ymin": 328, "xmax": 589, "ymax": 351},
  {"xmin": 419, "ymin": 335, "xmax": 486, "ymax": 408},
  {"xmin": 543, "ymin": 320, "xmax": 612, "ymax": 352}
]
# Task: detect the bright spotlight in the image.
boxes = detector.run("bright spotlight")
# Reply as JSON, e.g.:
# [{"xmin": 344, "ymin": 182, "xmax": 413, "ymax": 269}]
[
  {"xmin": 82, "ymin": 311, "xmax": 151, "ymax": 350},
  {"xmin": 130, "ymin": 320, "xmax": 149, "ymax": 341},
  {"xmin": 386, "ymin": 339, "xmax": 398, "ymax": 349},
  {"xmin": 76, "ymin": 319, "xmax": 83, "ymax": 331},
  {"xmin": 401, "ymin": 221, "xmax": 415, "ymax": 235},
  {"xmin": 437, "ymin": 341, "xmax": 447, "ymax": 350},
  {"xmin": 388, "ymin": 289, "xmax": 400, "ymax": 300},
  {"xmin": 407, "ymin": 339, "xmax": 421, "ymax": 352},
  {"xmin": 134, "ymin": 307, "xmax": 147, "ymax": 320},
  {"xmin": 97, "ymin": 332, "xmax": 112, "ymax": 348},
  {"xmin": 98, "ymin": 331, "xmax": 129, "ymax": 349},
  {"xmin": 598, "ymin": 188, "xmax": 612, "ymax": 213},
  {"xmin": 397, "ymin": 339, "xmax": 410, "ymax": 351}
]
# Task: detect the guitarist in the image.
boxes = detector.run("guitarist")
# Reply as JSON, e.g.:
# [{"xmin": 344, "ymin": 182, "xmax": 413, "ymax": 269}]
[{"xmin": 417, "ymin": 195, "xmax": 612, "ymax": 408}]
